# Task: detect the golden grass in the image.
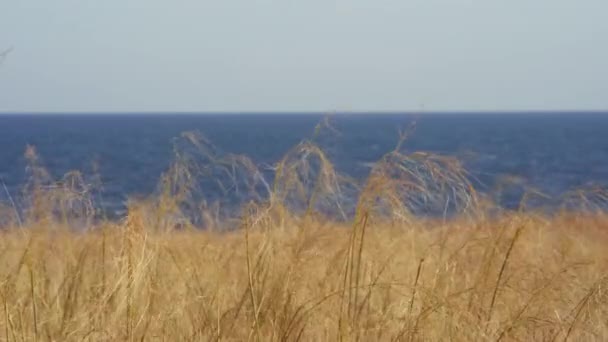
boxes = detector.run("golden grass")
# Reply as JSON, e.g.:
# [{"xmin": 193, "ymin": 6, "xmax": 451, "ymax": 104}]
[
  {"xmin": 1, "ymin": 125, "xmax": 607, "ymax": 341},
  {"xmin": 0, "ymin": 212, "xmax": 607, "ymax": 341}
]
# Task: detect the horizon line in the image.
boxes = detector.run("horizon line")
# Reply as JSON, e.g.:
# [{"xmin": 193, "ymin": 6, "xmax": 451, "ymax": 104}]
[{"xmin": 1, "ymin": 109, "xmax": 608, "ymax": 115}]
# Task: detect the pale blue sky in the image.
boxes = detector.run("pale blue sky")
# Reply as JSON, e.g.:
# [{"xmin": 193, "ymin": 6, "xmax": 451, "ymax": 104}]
[{"xmin": 0, "ymin": 0, "xmax": 606, "ymax": 112}]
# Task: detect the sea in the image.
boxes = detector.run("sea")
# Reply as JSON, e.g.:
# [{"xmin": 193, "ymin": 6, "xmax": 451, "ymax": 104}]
[{"xmin": 1, "ymin": 112, "xmax": 607, "ymax": 219}]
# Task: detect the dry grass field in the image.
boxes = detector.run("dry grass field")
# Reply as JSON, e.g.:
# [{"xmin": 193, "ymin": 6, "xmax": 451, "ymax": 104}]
[{"xmin": 1, "ymin": 129, "xmax": 607, "ymax": 341}]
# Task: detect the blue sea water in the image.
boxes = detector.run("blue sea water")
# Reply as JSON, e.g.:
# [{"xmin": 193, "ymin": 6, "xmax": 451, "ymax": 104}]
[{"xmin": 1, "ymin": 112, "xmax": 607, "ymax": 218}]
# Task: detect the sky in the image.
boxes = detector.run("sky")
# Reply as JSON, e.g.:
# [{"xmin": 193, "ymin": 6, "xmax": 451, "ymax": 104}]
[{"xmin": 0, "ymin": 0, "xmax": 607, "ymax": 113}]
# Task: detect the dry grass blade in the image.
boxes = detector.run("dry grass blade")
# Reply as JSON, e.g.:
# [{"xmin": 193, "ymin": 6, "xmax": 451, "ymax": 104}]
[
  {"xmin": 562, "ymin": 276, "xmax": 608, "ymax": 342},
  {"xmin": 0, "ymin": 46, "xmax": 13, "ymax": 65},
  {"xmin": 487, "ymin": 223, "xmax": 524, "ymax": 325}
]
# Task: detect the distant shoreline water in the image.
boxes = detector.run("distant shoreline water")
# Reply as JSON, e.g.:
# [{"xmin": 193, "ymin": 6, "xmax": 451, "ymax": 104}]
[{"xmin": 1, "ymin": 112, "xmax": 607, "ymax": 219}]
